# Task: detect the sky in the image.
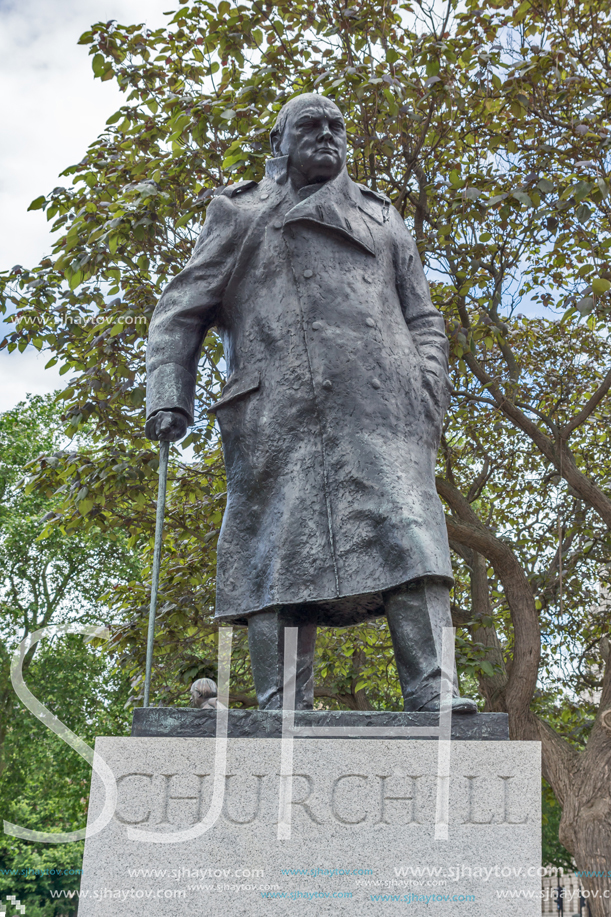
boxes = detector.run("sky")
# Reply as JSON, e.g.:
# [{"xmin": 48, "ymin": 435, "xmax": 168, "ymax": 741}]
[
  {"xmin": 0, "ymin": 0, "xmax": 172, "ymax": 411},
  {"xmin": 0, "ymin": 1, "xmax": 551, "ymax": 414}
]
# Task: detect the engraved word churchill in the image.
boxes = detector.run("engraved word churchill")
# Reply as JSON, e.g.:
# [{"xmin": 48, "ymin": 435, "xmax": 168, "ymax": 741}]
[
  {"xmin": 145, "ymin": 92, "xmax": 476, "ymax": 715},
  {"xmin": 112, "ymin": 769, "xmax": 530, "ymax": 829}
]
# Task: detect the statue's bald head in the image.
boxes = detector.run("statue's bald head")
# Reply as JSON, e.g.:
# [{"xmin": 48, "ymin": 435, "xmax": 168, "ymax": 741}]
[
  {"xmin": 270, "ymin": 93, "xmax": 342, "ymax": 154},
  {"xmin": 269, "ymin": 93, "xmax": 346, "ymax": 188}
]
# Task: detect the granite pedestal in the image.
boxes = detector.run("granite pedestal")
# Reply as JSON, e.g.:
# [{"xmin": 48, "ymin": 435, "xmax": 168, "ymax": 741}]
[{"xmin": 77, "ymin": 713, "xmax": 540, "ymax": 916}]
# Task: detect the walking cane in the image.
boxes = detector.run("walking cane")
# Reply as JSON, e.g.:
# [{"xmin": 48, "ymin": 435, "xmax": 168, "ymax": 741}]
[{"xmin": 143, "ymin": 438, "xmax": 170, "ymax": 708}]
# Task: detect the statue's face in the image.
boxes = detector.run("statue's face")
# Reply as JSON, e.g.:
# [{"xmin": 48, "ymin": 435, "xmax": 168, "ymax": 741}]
[{"xmin": 280, "ymin": 99, "xmax": 346, "ymax": 185}]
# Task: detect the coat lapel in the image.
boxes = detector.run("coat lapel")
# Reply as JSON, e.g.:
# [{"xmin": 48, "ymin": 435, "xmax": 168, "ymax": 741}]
[{"xmin": 282, "ymin": 169, "xmax": 376, "ymax": 257}]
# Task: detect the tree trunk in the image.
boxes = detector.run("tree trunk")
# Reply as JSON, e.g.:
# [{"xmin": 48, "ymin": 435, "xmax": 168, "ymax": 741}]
[
  {"xmin": 438, "ymin": 475, "xmax": 611, "ymax": 913},
  {"xmin": 449, "ymin": 543, "xmax": 509, "ymax": 710},
  {"xmin": 558, "ymin": 658, "xmax": 611, "ymax": 917},
  {"xmin": 438, "ymin": 476, "xmax": 541, "ymax": 721}
]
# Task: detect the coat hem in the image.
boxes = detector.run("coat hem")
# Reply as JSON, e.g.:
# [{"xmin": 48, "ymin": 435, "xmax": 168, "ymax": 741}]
[{"xmin": 213, "ymin": 570, "xmax": 454, "ymax": 628}]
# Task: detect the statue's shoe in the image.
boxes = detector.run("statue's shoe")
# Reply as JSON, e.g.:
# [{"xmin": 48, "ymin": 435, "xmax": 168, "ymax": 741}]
[{"xmin": 419, "ymin": 696, "xmax": 478, "ymax": 715}]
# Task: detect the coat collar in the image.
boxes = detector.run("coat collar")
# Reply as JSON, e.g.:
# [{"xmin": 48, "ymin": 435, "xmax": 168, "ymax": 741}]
[{"xmin": 269, "ymin": 165, "xmax": 376, "ymax": 257}]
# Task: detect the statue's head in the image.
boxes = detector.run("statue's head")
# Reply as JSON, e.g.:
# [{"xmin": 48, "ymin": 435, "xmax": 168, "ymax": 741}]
[{"xmin": 270, "ymin": 93, "xmax": 347, "ymax": 186}]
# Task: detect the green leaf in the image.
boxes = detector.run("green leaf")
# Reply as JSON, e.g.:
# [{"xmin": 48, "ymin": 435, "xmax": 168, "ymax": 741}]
[
  {"xmin": 487, "ymin": 193, "xmax": 508, "ymax": 206},
  {"xmin": 513, "ymin": 191, "xmax": 533, "ymax": 207},
  {"xmin": 574, "ymin": 181, "xmax": 593, "ymax": 203},
  {"xmin": 92, "ymin": 53, "xmax": 106, "ymax": 77},
  {"xmin": 592, "ymin": 278, "xmax": 611, "ymax": 295},
  {"xmin": 175, "ymin": 212, "xmax": 195, "ymax": 229},
  {"xmin": 78, "ymin": 497, "xmax": 94, "ymax": 515},
  {"xmin": 69, "ymin": 270, "xmax": 83, "ymax": 290},
  {"xmin": 27, "ymin": 196, "xmax": 46, "ymax": 212}
]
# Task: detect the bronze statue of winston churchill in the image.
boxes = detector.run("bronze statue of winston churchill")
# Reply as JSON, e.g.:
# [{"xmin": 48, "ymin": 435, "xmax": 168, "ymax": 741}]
[{"xmin": 145, "ymin": 92, "xmax": 476, "ymax": 715}]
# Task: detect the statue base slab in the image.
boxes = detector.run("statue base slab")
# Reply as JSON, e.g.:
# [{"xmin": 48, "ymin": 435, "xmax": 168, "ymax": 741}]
[
  {"xmin": 78, "ymin": 735, "xmax": 540, "ymax": 916},
  {"xmin": 131, "ymin": 708, "xmax": 509, "ymax": 740}
]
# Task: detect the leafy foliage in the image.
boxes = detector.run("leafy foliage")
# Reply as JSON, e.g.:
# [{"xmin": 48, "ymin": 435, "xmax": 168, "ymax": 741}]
[
  {"xmin": 0, "ymin": 636, "xmax": 132, "ymax": 916},
  {"xmin": 4, "ymin": 0, "xmax": 610, "ymax": 705},
  {"xmin": 2, "ymin": 0, "xmax": 611, "ymax": 893},
  {"xmin": 0, "ymin": 396, "xmax": 138, "ymax": 752},
  {"xmin": 0, "ymin": 397, "xmax": 136, "ymax": 912}
]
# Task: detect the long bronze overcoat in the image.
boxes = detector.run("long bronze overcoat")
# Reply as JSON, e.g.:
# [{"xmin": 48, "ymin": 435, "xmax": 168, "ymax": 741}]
[{"xmin": 146, "ymin": 164, "xmax": 453, "ymax": 625}]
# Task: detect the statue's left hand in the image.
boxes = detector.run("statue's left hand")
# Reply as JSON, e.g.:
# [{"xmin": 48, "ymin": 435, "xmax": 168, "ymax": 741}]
[
  {"xmin": 145, "ymin": 409, "xmax": 189, "ymax": 442},
  {"xmin": 421, "ymin": 368, "xmax": 451, "ymax": 426}
]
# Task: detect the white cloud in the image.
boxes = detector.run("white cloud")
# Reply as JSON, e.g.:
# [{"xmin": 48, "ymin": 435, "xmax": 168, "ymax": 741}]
[
  {"xmin": 0, "ymin": 347, "xmax": 66, "ymax": 411},
  {"xmin": 0, "ymin": 0, "xmax": 171, "ymax": 408}
]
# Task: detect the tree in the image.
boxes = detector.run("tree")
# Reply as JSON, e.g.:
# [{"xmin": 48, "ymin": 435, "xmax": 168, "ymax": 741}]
[
  {"xmin": 0, "ymin": 396, "xmax": 137, "ymax": 912},
  {"xmin": 1, "ymin": 0, "xmax": 611, "ymax": 907},
  {"xmin": 0, "ymin": 396, "xmax": 138, "ymax": 772},
  {"xmin": 0, "ymin": 634, "xmax": 132, "ymax": 916}
]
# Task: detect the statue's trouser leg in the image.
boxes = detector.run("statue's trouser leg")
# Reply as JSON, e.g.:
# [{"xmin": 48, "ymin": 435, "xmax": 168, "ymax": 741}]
[
  {"xmin": 248, "ymin": 607, "xmax": 317, "ymax": 710},
  {"xmin": 384, "ymin": 578, "xmax": 459, "ymax": 712}
]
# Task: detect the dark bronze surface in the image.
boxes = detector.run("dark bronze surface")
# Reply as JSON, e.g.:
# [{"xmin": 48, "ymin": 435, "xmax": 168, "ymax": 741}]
[
  {"xmin": 145, "ymin": 94, "xmax": 472, "ymax": 713},
  {"xmin": 131, "ymin": 708, "xmax": 509, "ymax": 741}
]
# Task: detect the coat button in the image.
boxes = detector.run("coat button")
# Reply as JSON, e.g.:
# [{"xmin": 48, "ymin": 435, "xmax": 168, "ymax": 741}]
[
  {"xmin": 322, "ymin": 379, "xmax": 332, "ymax": 390},
  {"xmin": 366, "ymin": 317, "xmax": 375, "ymax": 327},
  {"xmin": 303, "ymin": 269, "xmax": 313, "ymax": 278},
  {"xmin": 312, "ymin": 321, "xmax": 322, "ymax": 330},
  {"xmin": 273, "ymin": 220, "xmax": 283, "ymax": 229},
  {"xmin": 371, "ymin": 378, "xmax": 381, "ymax": 389}
]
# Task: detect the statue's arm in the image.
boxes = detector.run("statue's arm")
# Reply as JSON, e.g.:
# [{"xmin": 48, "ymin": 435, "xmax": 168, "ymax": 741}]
[
  {"xmin": 391, "ymin": 209, "xmax": 451, "ymax": 417},
  {"xmin": 145, "ymin": 195, "xmax": 239, "ymax": 440}
]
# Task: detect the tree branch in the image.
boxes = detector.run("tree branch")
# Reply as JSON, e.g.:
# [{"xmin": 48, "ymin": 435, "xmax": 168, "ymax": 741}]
[
  {"xmin": 561, "ymin": 365, "xmax": 611, "ymax": 437},
  {"xmin": 461, "ymin": 354, "xmax": 611, "ymax": 529},
  {"xmin": 437, "ymin": 476, "xmax": 540, "ymax": 719}
]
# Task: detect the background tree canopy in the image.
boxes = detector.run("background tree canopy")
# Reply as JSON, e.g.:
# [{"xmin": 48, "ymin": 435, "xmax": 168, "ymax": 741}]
[
  {"xmin": 1, "ymin": 0, "xmax": 611, "ymax": 910},
  {"xmin": 0, "ymin": 396, "xmax": 135, "ymax": 914}
]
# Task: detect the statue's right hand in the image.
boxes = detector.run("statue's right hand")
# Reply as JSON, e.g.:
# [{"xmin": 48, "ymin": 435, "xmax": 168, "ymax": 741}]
[{"xmin": 145, "ymin": 409, "xmax": 189, "ymax": 442}]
